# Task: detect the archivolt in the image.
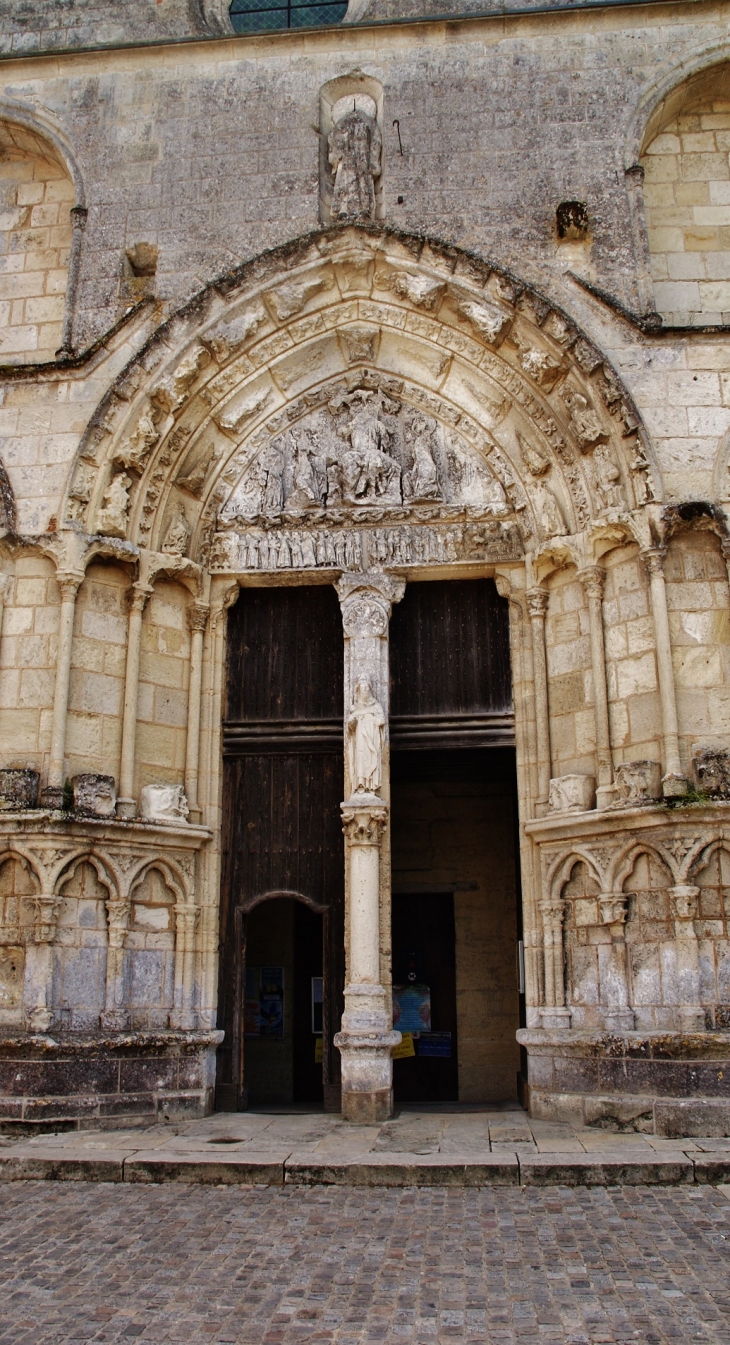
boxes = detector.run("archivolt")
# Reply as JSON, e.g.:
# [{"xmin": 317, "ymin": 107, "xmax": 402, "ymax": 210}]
[{"xmin": 64, "ymin": 226, "xmax": 659, "ymax": 568}]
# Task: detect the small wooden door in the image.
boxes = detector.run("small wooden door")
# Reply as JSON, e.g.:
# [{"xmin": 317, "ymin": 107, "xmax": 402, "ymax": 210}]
[{"xmin": 217, "ymin": 585, "xmax": 344, "ymax": 1111}]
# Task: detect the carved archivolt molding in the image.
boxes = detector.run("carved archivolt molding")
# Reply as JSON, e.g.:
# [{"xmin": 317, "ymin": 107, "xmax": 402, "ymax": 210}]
[{"xmin": 63, "ymin": 227, "xmax": 659, "ymax": 578}]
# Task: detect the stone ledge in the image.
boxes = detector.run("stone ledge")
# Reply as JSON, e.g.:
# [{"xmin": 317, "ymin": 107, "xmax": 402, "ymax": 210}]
[{"xmin": 517, "ymin": 1029, "xmax": 730, "ymax": 1060}]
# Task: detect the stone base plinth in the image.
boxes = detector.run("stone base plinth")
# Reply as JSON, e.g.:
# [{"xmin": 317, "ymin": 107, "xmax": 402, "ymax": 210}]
[
  {"xmin": 335, "ymin": 1027, "xmax": 401, "ymax": 1123},
  {"xmin": 518, "ymin": 1028, "xmax": 730, "ymax": 1136},
  {"xmin": 0, "ymin": 1030, "xmax": 223, "ymax": 1133}
]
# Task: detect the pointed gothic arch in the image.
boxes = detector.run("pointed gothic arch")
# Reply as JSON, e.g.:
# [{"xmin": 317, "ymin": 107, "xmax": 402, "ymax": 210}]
[{"xmin": 62, "ymin": 226, "xmax": 659, "ymax": 581}]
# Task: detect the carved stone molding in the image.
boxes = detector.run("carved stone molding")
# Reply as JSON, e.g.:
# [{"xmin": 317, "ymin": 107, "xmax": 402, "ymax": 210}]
[{"xmin": 341, "ymin": 800, "xmax": 389, "ymax": 846}]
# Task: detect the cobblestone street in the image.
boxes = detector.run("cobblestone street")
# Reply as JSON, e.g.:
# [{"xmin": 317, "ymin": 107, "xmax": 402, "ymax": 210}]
[{"xmin": 0, "ymin": 1181, "xmax": 729, "ymax": 1344}]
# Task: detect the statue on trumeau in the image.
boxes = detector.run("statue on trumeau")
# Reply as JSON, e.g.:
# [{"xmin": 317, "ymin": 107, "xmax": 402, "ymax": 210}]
[
  {"xmin": 347, "ymin": 679, "xmax": 385, "ymax": 795},
  {"xmin": 328, "ymin": 108, "xmax": 382, "ymax": 222}
]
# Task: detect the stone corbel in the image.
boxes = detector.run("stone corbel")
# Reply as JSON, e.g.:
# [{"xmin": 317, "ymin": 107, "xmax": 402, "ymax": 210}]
[
  {"xmin": 538, "ymin": 897, "xmax": 570, "ymax": 1029},
  {"xmin": 595, "ymin": 892, "xmax": 634, "ymax": 1032},
  {"xmin": 667, "ymin": 885, "xmax": 704, "ymax": 1032},
  {"xmin": 101, "ymin": 897, "xmax": 131, "ymax": 1030},
  {"xmin": 23, "ymin": 893, "xmax": 63, "ymax": 1032}
]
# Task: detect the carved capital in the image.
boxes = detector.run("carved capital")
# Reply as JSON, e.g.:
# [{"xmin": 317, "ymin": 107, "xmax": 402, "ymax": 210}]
[
  {"xmin": 127, "ymin": 582, "xmax": 153, "ymax": 616},
  {"xmin": 526, "ymin": 587, "xmax": 549, "ymax": 621},
  {"xmin": 337, "ymin": 570, "xmax": 405, "ymax": 636},
  {"xmin": 186, "ymin": 604, "xmax": 209, "ymax": 635},
  {"xmin": 174, "ymin": 902, "xmax": 199, "ymax": 934},
  {"xmin": 597, "ymin": 893, "xmax": 628, "ymax": 927},
  {"xmin": 669, "ymin": 884, "xmax": 700, "ymax": 922},
  {"xmin": 105, "ymin": 898, "xmax": 131, "ymax": 947},
  {"xmin": 578, "ymin": 565, "xmax": 605, "ymax": 603},
  {"xmin": 56, "ymin": 570, "xmax": 84, "ymax": 603},
  {"xmin": 538, "ymin": 898, "xmax": 566, "ymax": 932},
  {"xmin": 641, "ymin": 546, "xmax": 667, "ymax": 579},
  {"xmin": 31, "ymin": 893, "xmax": 62, "ymax": 943},
  {"xmin": 341, "ymin": 799, "xmax": 389, "ymax": 845},
  {"xmin": 211, "ymin": 581, "xmax": 240, "ymax": 628}
]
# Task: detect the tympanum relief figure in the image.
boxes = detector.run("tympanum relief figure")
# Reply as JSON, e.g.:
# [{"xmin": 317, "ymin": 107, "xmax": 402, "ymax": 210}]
[
  {"xmin": 347, "ymin": 679, "xmax": 385, "ymax": 796},
  {"xmin": 328, "ymin": 108, "xmax": 382, "ymax": 222},
  {"xmin": 162, "ymin": 500, "xmax": 191, "ymax": 555}
]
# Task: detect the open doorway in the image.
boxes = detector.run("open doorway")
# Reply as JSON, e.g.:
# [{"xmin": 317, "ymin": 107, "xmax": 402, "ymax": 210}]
[
  {"xmin": 389, "ymin": 580, "xmax": 523, "ymax": 1106},
  {"xmin": 242, "ymin": 896, "xmax": 324, "ymax": 1107}
]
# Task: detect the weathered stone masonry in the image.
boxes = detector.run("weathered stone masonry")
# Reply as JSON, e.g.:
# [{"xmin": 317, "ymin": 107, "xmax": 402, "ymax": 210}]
[{"xmin": 0, "ymin": 0, "xmax": 729, "ymax": 1134}]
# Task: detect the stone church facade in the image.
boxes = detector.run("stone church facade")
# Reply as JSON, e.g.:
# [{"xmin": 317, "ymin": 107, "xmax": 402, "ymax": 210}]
[{"xmin": 0, "ymin": 0, "xmax": 729, "ymax": 1136}]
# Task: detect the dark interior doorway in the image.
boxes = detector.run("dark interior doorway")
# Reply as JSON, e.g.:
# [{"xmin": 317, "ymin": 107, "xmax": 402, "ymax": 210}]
[
  {"xmin": 389, "ymin": 580, "xmax": 523, "ymax": 1105},
  {"xmin": 217, "ymin": 585, "xmax": 344, "ymax": 1112},
  {"xmin": 243, "ymin": 897, "xmax": 324, "ymax": 1107}
]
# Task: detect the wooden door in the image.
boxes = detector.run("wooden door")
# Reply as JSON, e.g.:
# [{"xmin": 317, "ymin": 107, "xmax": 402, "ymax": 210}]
[{"xmin": 217, "ymin": 585, "xmax": 344, "ymax": 1111}]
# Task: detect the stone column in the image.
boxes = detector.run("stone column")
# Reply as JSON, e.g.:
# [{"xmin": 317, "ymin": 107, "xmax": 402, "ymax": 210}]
[
  {"xmin": 101, "ymin": 898, "xmax": 131, "ymax": 1030},
  {"xmin": 171, "ymin": 901, "xmax": 199, "ymax": 1030},
  {"xmin": 117, "ymin": 582, "xmax": 152, "ymax": 819},
  {"xmin": 0, "ymin": 573, "xmax": 11, "ymax": 647},
  {"xmin": 642, "ymin": 548, "xmax": 688, "ymax": 798},
  {"xmin": 539, "ymin": 898, "xmax": 570, "ymax": 1029},
  {"xmin": 23, "ymin": 894, "xmax": 62, "ymax": 1032},
  {"xmin": 334, "ymin": 571, "xmax": 404, "ymax": 1123},
  {"xmin": 579, "ymin": 566, "xmax": 615, "ymax": 810},
  {"xmin": 184, "ymin": 605, "xmax": 209, "ymax": 825},
  {"xmin": 527, "ymin": 588, "xmax": 551, "ymax": 814},
  {"xmin": 57, "ymin": 205, "xmax": 88, "ymax": 358},
  {"xmin": 43, "ymin": 570, "xmax": 84, "ymax": 808},
  {"xmin": 669, "ymin": 884, "xmax": 704, "ymax": 1032},
  {"xmin": 596, "ymin": 894, "xmax": 634, "ymax": 1032}
]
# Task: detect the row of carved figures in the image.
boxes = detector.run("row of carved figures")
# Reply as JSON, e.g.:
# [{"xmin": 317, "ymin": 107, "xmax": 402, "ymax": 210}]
[{"xmin": 235, "ymin": 525, "xmax": 469, "ymax": 571}]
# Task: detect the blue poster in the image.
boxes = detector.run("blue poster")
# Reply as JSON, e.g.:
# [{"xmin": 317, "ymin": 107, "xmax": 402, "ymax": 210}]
[{"xmin": 392, "ymin": 983, "xmax": 431, "ymax": 1033}]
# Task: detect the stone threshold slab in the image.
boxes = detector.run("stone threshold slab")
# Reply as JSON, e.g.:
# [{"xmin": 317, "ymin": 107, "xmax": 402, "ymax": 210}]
[{"xmin": 1, "ymin": 1147, "xmax": 729, "ymax": 1186}]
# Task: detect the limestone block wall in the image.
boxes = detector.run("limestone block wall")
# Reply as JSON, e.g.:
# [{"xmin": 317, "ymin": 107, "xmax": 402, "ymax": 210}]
[
  {"xmin": 602, "ymin": 544, "xmax": 662, "ymax": 769},
  {"xmin": 53, "ymin": 860, "xmax": 109, "ymax": 1031},
  {"xmin": 0, "ymin": 554, "xmax": 59, "ymax": 772},
  {"xmin": 665, "ymin": 531, "xmax": 730, "ymax": 764},
  {"xmin": 66, "ymin": 563, "xmax": 127, "ymax": 781},
  {"xmin": 543, "ymin": 568, "xmax": 594, "ymax": 782},
  {"xmin": 136, "ymin": 581, "xmax": 191, "ymax": 797}
]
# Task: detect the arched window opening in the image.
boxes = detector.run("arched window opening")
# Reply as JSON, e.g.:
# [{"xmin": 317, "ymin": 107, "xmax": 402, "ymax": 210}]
[
  {"xmin": 0, "ymin": 124, "xmax": 75, "ymax": 364},
  {"xmin": 229, "ymin": 0, "xmax": 347, "ymax": 32},
  {"xmin": 640, "ymin": 62, "xmax": 730, "ymax": 327}
]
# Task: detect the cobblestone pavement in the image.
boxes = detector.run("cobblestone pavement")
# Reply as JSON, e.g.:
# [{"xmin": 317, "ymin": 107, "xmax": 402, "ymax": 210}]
[{"xmin": 1, "ymin": 1181, "xmax": 729, "ymax": 1344}]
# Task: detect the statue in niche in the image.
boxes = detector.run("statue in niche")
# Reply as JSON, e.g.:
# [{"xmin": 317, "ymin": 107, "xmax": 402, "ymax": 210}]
[
  {"xmin": 592, "ymin": 444, "xmax": 626, "ymax": 511},
  {"xmin": 347, "ymin": 679, "xmax": 386, "ymax": 796},
  {"xmin": 98, "ymin": 472, "xmax": 132, "ymax": 538},
  {"xmin": 403, "ymin": 415, "xmax": 441, "ymax": 503},
  {"xmin": 534, "ymin": 479, "xmax": 567, "ymax": 538},
  {"xmin": 328, "ymin": 108, "xmax": 382, "ymax": 222},
  {"xmin": 162, "ymin": 500, "xmax": 191, "ymax": 555}
]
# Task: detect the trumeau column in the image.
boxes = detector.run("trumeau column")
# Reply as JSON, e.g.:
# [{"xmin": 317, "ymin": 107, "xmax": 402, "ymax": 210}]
[
  {"xmin": 117, "ymin": 582, "xmax": 153, "ymax": 819},
  {"xmin": 526, "ymin": 588, "xmax": 551, "ymax": 815},
  {"xmin": 578, "ymin": 566, "xmax": 615, "ymax": 810},
  {"xmin": 335, "ymin": 571, "xmax": 404, "ymax": 1124},
  {"xmin": 42, "ymin": 570, "xmax": 84, "ymax": 809},
  {"xmin": 642, "ymin": 547, "xmax": 688, "ymax": 798},
  {"xmin": 185, "ymin": 604, "xmax": 209, "ymax": 825}
]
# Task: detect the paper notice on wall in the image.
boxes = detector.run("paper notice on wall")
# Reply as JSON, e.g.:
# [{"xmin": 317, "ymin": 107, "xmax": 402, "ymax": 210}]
[
  {"xmin": 392, "ymin": 984, "xmax": 431, "ymax": 1033},
  {"xmin": 315, "ymin": 1036, "xmax": 323, "ymax": 1064},
  {"xmin": 417, "ymin": 1031, "xmax": 452, "ymax": 1058},
  {"xmin": 392, "ymin": 1031, "xmax": 415, "ymax": 1059}
]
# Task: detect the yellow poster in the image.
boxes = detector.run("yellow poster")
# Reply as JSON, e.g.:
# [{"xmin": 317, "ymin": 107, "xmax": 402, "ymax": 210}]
[
  {"xmin": 392, "ymin": 1031, "xmax": 415, "ymax": 1059},
  {"xmin": 314, "ymin": 1037, "xmax": 323, "ymax": 1064}
]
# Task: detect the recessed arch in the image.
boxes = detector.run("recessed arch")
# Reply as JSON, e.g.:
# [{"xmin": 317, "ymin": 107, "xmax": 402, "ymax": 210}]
[
  {"xmin": 64, "ymin": 226, "xmax": 660, "ymax": 579},
  {"xmin": 241, "ymin": 887, "xmax": 330, "ymax": 915}
]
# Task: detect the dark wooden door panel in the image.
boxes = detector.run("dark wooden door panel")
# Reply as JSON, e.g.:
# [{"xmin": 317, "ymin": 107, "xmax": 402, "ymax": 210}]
[
  {"xmin": 225, "ymin": 585, "xmax": 343, "ymax": 725},
  {"xmin": 390, "ymin": 579, "xmax": 512, "ymax": 720}
]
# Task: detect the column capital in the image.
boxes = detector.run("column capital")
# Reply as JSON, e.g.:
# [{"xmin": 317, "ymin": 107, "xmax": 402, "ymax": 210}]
[
  {"xmin": 337, "ymin": 570, "xmax": 405, "ymax": 635},
  {"xmin": 56, "ymin": 570, "xmax": 84, "ymax": 602},
  {"xmin": 669, "ymin": 884, "xmax": 700, "ymax": 922},
  {"xmin": 127, "ymin": 582, "xmax": 153, "ymax": 615},
  {"xmin": 597, "ymin": 893, "xmax": 628, "ymax": 927},
  {"xmin": 341, "ymin": 799, "xmax": 389, "ymax": 845},
  {"xmin": 186, "ymin": 603, "xmax": 209, "ymax": 634},
  {"xmin": 210, "ymin": 580, "xmax": 240, "ymax": 628},
  {"xmin": 31, "ymin": 893, "xmax": 63, "ymax": 944},
  {"xmin": 538, "ymin": 897, "xmax": 567, "ymax": 931},
  {"xmin": 174, "ymin": 902, "xmax": 199, "ymax": 934},
  {"xmin": 578, "ymin": 565, "xmax": 605, "ymax": 601},
  {"xmin": 640, "ymin": 545, "xmax": 667, "ymax": 577},
  {"xmin": 105, "ymin": 898, "xmax": 131, "ymax": 948},
  {"xmin": 526, "ymin": 587, "xmax": 549, "ymax": 620}
]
